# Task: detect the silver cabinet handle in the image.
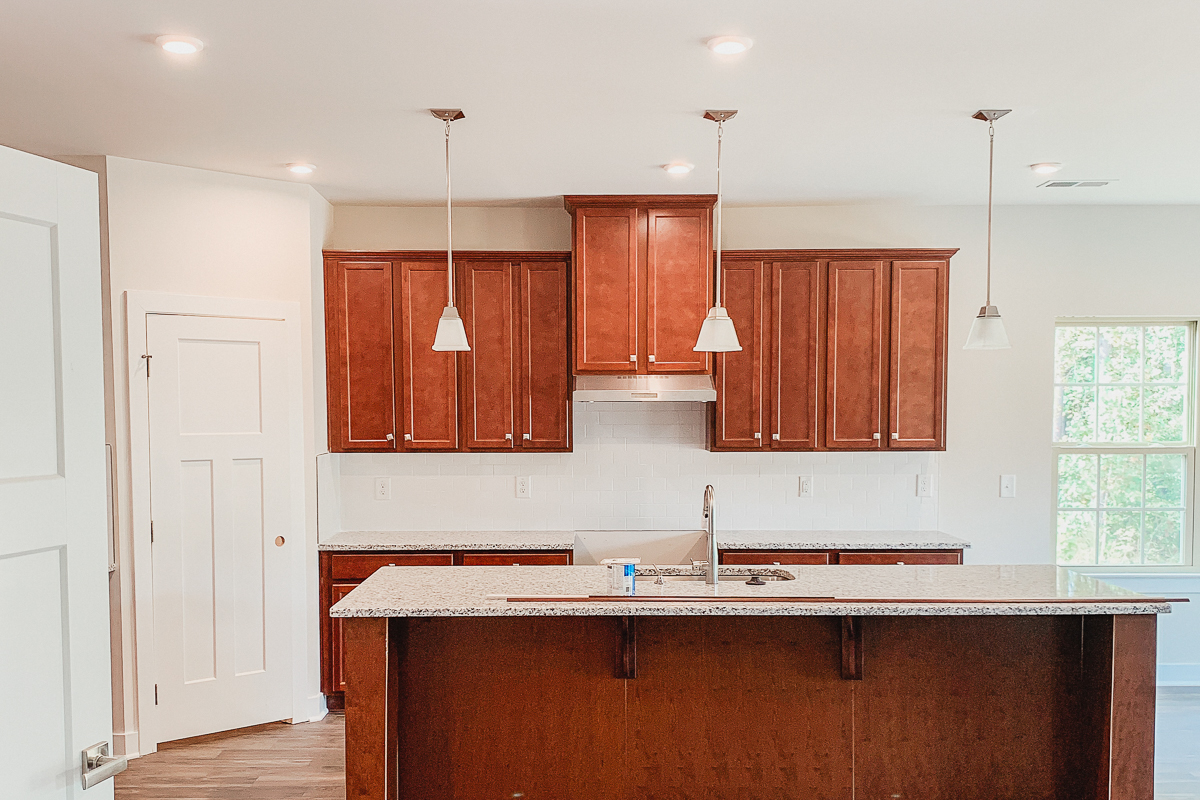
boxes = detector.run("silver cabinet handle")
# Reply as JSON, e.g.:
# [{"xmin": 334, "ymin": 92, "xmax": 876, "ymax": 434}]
[
  {"xmin": 772, "ymin": 433, "xmax": 780, "ymax": 440},
  {"xmin": 404, "ymin": 433, "xmax": 412, "ymax": 441},
  {"xmin": 523, "ymin": 433, "xmax": 531, "ymax": 440},
  {"xmin": 648, "ymin": 355, "xmax": 656, "ymax": 363},
  {"xmin": 754, "ymin": 432, "xmax": 761, "ymax": 439},
  {"xmin": 386, "ymin": 433, "xmax": 394, "ymax": 442},
  {"xmin": 629, "ymin": 355, "xmax": 637, "ymax": 362},
  {"xmin": 82, "ymin": 742, "xmax": 127, "ymax": 789},
  {"xmin": 872, "ymin": 432, "xmax": 881, "ymax": 440},
  {"xmin": 891, "ymin": 432, "xmax": 899, "ymax": 439},
  {"xmin": 505, "ymin": 433, "xmax": 513, "ymax": 440}
]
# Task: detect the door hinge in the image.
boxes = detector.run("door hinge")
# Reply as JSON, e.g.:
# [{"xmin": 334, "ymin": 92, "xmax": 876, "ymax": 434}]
[
  {"xmin": 141, "ymin": 353, "xmax": 152, "ymax": 376},
  {"xmin": 154, "ymin": 684, "xmax": 158, "ymax": 705},
  {"xmin": 150, "ymin": 520, "xmax": 154, "ymax": 543}
]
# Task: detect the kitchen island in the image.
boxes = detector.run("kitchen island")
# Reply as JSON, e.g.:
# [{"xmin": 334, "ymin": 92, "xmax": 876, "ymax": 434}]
[{"xmin": 332, "ymin": 565, "xmax": 1168, "ymax": 800}]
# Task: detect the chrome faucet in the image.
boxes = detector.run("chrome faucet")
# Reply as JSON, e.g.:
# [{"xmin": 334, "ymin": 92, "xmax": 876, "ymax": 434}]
[{"xmin": 702, "ymin": 484, "xmax": 718, "ymax": 584}]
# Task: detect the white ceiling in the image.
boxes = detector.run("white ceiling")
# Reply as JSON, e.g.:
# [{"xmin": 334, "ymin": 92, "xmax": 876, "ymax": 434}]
[{"xmin": 3, "ymin": 0, "xmax": 1199, "ymax": 205}]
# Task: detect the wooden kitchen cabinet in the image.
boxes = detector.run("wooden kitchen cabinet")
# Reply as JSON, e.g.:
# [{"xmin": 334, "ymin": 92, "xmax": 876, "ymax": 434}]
[
  {"xmin": 719, "ymin": 548, "xmax": 963, "ymax": 565},
  {"xmin": 519, "ymin": 260, "xmax": 571, "ymax": 449},
  {"xmin": 709, "ymin": 259, "xmax": 766, "ymax": 449},
  {"xmin": 837, "ymin": 551, "xmax": 962, "ymax": 565},
  {"xmin": 398, "ymin": 260, "xmax": 459, "ymax": 450},
  {"xmin": 888, "ymin": 260, "xmax": 948, "ymax": 449},
  {"xmin": 565, "ymin": 195, "xmax": 715, "ymax": 375},
  {"xmin": 459, "ymin": 260, "xmax": 517, "ymax": 449},
  {"xmin": 826, "ymin": 260, "xmax": 887, "ymax": 449},
  {"xmin": 771, "ymin": 260, "xmax": 823, "ymax": 449}
]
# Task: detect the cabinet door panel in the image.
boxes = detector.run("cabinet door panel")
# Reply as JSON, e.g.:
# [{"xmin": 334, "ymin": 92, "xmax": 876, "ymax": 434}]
[
  {"xmin": 461, "ymin": 552, "xmax": 573, "ymax": 566},
  {"xmin": 520, "ymin": 261, "xmax": 571, "ymax": 450},
  {"xmin": 721, "ymin": 551, "xmax": 830, "ymax": 565},
  {"xmin": 837, "ymin": 551, "xmax": 961, "ymax": 565},
  {"xmin": 398, "ymin": 260, "xmax": 459, "ymax": 450},
  {"xmin": 329, "ymin": 582, "xmax": 358, "ymax": 693},
  {"xmin": 460, "ymin": 261, "xmax": 517, "ymax": 449},
  {"xmin": 330, "ymin": 552, "xmax": 454, "ymax": 581},
  {"xmin": 889, "ymin": 261, "xmax": 948, "ymax": 449},
  {"xmin": 771, "ymin": 261, "xmax": 822, "ymax": 450},
  {"xmin": 826, "ymin": 261, "xmax": 886, "ymax": 449},
  {"xmin": 325, "ymin": 260, "xmax": 396, "ymax": 450},
  {"xmin": 712, "ymin": 260, "xmax": 764, "ymax": 448},
  {"xmin": 646, "ymin": 208, "xmax": 711, "ymax": 373},
  {"xmin": 574, "ymin": 208, "xmax": 638, "ymax": 373}
]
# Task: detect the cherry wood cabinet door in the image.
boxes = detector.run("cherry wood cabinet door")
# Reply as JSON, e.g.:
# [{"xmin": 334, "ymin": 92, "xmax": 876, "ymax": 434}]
[
  {"xmin": 721, "ymin": 551, "xmax": 830, "ymax": 565},
  {"xmin": 459, "ymin": 261, "xmax": 517, "ymax": 450},
  {"xmin": 825, "ymin": 261, "xmax": 886, "ymax": 449},
  {"xmin": 397, "ymin": 260, "xmax": 459, "ymax": 450},
  {"xmin": 711, "ymin": 260, "xmax": 765, "ymax": 449},
  {"xmin": 888, "ymin": 260, "xmax": 948, "ymax": 450},
  {"xmin": 645, "ymin": 207, "xmax": 712, "ymax": 373},
  {"xmin": 573, "ymin": 207, "xmax": 639, "ymax": 373},
  {"xmin": 324, "ymin": 260, "xmax": 397, "ymax": 451},
  {"xmin": 519, "ymin": 260, "xmax": 571, "ymax": 450},
  {"xmin": 461, "ymin": 552, "xmax": 573, "ymax": 566},
  {"xmin": 329, "ymin": 582, "xmax": 357, "ymax": 693},
  {"xmin": 770, "ymin": 261, "xmax": 822, "ymax": 450},
  {"xmin": 837, "ymin": 551, "xmax": 961, "ymax": 565}
]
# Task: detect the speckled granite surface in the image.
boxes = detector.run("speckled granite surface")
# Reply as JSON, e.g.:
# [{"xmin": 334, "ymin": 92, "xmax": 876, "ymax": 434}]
[
  {"xmin": 330, "ymin": 564, "xmax": 1171, "ymax": 618},
  {"xmin": 318, "ymin": 530, "xmax": 576, "ymax": 552},
  {"xmin": 718, "ymin": 530, "xmax": 971, "ymax": 550}
]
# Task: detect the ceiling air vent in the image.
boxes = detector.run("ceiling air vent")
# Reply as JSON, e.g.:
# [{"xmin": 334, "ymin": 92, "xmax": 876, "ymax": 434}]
[{"xmin": 1037, "ymin": 180, "xmax": 1114, "ymax": 188}]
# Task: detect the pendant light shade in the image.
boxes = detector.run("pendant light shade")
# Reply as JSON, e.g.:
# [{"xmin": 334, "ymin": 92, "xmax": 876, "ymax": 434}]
[
  {"xmin": 964, "ymin": 109, "xmax": 1012, "ymax": 351},
  {"xmin": 695, "ymin": 110, "xmax": 742, "ymax": 353},
  {"xmin": 430, "ymin": 108, "xmax": 470, "ymax": 352}
]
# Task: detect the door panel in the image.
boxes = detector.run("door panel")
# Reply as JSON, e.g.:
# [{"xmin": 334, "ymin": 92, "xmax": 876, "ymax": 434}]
[
  {"xmin": 148, "ymin": 314, "xmax": 293, "ymax": 743},
  {"xmin": 712, "ymin": 260, "xmax": 764, "ymax": 448},
  {"xmin": 826, "ymin": 261, "xmax": 886, "ymax": 449},
  {"xmin": 771, "ymin": 261, "xmax": 822, "ymax": 449},
  {"xmin": 520, "ymin": 261, "xmax": 570, "ymax": 449},
  {"xmin": 838, "ymin": 551, "xmax": 961, "ymax": 565},
  {"xmin": 721, "ymin": 551, "xmax": 830, "ymax": 565},
  {"xmin": 330, "ymin": 583, "xmax": 357, "ymax": 693},
  {"xmin": 573, "ymin": 208, "xmax": 638, "ymax": 373},
  {"xmin": 889, "ymin": 261, "xmax": 948, "ymax": 449},
  {"xmin": 460, "ymin": 261, "xmax": 516, "ymax": 449},
  {"xmin": 461, "ymin": 552, "xmax": 573, "ymax": 566},
  {"xmin": 325, "ymin": 260, "xmax": 396, "ymax": 450},
  {"xmin": 646, "ymin": 208, "xmax": 711, "ymax": 373},
  {"xmin": 0, "ymin": 148, "xmax": 113, "ymax": 796},
  {"xmin": 398, "ymin": 261, "xmax": 459, "ymax": 450}
]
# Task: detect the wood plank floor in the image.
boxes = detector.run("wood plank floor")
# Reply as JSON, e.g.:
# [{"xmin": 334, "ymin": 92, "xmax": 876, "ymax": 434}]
[{"xmin": 115, "ymin": 714, "xmax": 344, "ymax": 799}]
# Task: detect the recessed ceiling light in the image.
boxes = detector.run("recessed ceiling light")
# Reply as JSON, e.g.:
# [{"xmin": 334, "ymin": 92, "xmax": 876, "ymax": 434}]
[
  {"xmin": 286, "ymin": 163, "xmax": 316, "ymax": 175},
  {"xmin": 706, "ymin": 36, "xmax": 753, "ymax": 55},
  {"xmin": 663, "ymin": 162, "xmax": 694, "ymax": 175},
  {"xmin": 1030, "ymin": 162, "xmax": 1062, "ymax": 174},
  {"xmin": 156, "ymin": 35, "xmax": 204, "ymax": 55}
]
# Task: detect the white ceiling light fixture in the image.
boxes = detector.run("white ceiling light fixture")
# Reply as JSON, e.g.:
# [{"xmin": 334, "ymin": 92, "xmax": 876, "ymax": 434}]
[
  {"xmin": 663, "ymin": 161, "xmax": 694, "ymax": 175},
  {"xmin": 694, "ymin": 110, "xmax": 742, "ymax": 354},
  {"xmin": 155, "ymin": 35, "xmax": 204, "ymax": 54},
  {"xmin": 1030, "ymin": 162, "xmax": 1062, "ymax": 174},
  {"xmin": 430, "ymin": 108, "xmax": 470, "ymax": 352},
  {"xmin": 706, "ymin": 36, "xmax": 753, "ymax": 55},
  {"xmin": 964, "ymin": 109, "xmax": 1013, "ymax": 351},
  {"xmin": 286, "ymin": 163, "xmax": 316, "ymax": 175}
]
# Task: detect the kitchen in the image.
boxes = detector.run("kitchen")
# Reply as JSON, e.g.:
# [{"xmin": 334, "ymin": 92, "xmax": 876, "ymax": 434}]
[{"xmin": 2, "ymin": 2, "xmax": 1200, "ymax": 798}]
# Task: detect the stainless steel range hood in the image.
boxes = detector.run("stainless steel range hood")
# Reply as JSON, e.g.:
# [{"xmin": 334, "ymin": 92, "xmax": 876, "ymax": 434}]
[{"xmin": 573, "ymin": 374, "xmax": 716, "ymax": 402}]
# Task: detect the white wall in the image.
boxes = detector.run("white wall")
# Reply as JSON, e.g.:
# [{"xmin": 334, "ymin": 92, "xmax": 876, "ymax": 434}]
[{"xmin": 100, "ymin": 157, "xmax": 331, "ymax": 752}]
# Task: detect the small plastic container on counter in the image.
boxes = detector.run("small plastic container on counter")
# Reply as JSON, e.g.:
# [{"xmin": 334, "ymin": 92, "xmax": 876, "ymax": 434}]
[{"xmin": 600, "ymin": 558, "xmax": 640, "ymax": 596}]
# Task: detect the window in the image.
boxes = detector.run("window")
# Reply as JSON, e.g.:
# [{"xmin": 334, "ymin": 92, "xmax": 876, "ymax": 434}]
[{"xmin": 1053, "ymin": 322, "xmax": 1195, "ymax": 567}]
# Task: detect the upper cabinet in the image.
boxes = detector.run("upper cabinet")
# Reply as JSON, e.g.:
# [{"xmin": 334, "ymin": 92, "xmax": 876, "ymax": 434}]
[
  {"xmin": 565, "ymin": 196, "xmax": 715, "ymax": 375},
  {"xmin": 709, "ymin": 250, "xmax": 954, "ymax": 452},
  {"xmin": 324, "ymin": 251, "xmax": 572, "ymax": 453}
]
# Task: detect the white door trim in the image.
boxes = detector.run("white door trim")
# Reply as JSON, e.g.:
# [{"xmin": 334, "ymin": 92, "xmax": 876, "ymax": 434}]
[{"xmin": 125, "ymin": 290, "xmax": 309, "ymax": 753}]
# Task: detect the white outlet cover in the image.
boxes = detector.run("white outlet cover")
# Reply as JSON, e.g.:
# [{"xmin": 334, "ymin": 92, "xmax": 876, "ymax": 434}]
[
  {"xmin": 516, "ymin": 476, "xmax": 531, "ymax": 498},
  {"xmin": 917, "ymin": 475, "xmax": 934, "ymax": 497},
  {"xmin": 798, "ymin": 476, "xmax": 814, "ymax": 498},
  {"xmin": 374, "ymin": 477, "xmax": 391, "ymax": 501},
  {"xmin": 1000, "ymin": 474, "xmax": 1017, "ymax": 498}
]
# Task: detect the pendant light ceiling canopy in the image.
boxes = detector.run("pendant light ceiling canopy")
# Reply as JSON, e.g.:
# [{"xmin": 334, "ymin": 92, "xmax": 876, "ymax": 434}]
[
  {"xmin": 963, "ymin": 108, "xmax": 1012, "ymax": 351},
  {"xmin": 430, "ymin": 108, "xmax": 470, "ymax": 352},
  {"xmin": 694, "ymin": 109, "xmax": 742, "ymax": 353}
]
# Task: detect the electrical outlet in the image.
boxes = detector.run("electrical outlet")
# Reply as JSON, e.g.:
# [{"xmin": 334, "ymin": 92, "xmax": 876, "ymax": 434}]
[
  {"xmin": 917, "ymin": 475, "xmax": 934, "ymax": 497},
  {"xmin": 374, "ymin": 477, "xmax": 391, "ymax": 501},
  {"xmin": 515, "ymin": 476, "xmax": 531, "ymax": 499},
  {"xmin": 798, "ymin": 476, "xmax": 814, "ymax": 498},
  {"xmin": 1000, "ymin": 474, "xmax": 1017, "ymax": 498}
]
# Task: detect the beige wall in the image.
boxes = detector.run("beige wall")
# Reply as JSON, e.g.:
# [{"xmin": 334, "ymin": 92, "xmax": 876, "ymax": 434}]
[{"xmin": 327, "ymin": 204, "xmax": 571, "ymax": 251}]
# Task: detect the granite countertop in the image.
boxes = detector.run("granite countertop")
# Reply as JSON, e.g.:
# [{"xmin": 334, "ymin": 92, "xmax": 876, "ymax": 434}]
[
  {"xmin": 318, "ymin": 530, "xmax": 576, "ymax": 552},
  {"xmin": 717, "ymin": 530, "xmax": 971, "ymax": 550},
  {"xmin": 330, "ymin": 564, "xmax": 1171, "ymax": 618}
]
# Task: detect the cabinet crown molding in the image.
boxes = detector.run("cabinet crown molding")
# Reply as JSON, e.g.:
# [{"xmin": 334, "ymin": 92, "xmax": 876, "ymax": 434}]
[{"xmin": 563, "ymin": 194, "xmax": 717, "ymax": 212}]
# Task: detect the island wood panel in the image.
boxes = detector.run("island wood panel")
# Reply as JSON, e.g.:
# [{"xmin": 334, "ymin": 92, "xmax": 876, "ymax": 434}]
[
  {"xmin": 397, "ymin": 261, "xmax": 458, "ymax": 450},
  {"xmin": 519, "ymin": 260, "xmax": 571, "ymax": 449},
  {"xmin": 826, "ymin": 260, "xmax": 886, "ymax": 449},
  {"xmin": 458, "ymin": 260, "xmax": 516, "ymax": 449},
  {"xmin": 572, "ymin": 207, "xmax": 639, "ymax": 373},
  {"xmin": 889, "ymin": 260, "xmax": 948, "ymax": 449},
  {"xmin": 645, "ymin": 207, "xmax": 711, "ymax": 373},
  {"xmin": 324, "ymin": 260, "xmax": 396, "ymax": 450},
  {"xmin": 837, "ymin": 551, "xmax": 962, "ymax": 565},
  {"xmin": 343, "ymin": 617, "xmax": 402, "ymax": 800},
  {"xmin": 329, "ymin": 584, "xmax": 357, "ymax": 694},
  {"xmin": 771, "ymin": 260, "xmax": 823, "ymax": 449},
  {"xmin": 710, "ymin": 260, "xmax": 765, "ymax": 449}
]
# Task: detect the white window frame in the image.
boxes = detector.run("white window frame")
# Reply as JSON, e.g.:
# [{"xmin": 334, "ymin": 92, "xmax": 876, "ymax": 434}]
[{"xmin": 1053, "ymin": 316, "xmax": 1200, "ymax": 573}]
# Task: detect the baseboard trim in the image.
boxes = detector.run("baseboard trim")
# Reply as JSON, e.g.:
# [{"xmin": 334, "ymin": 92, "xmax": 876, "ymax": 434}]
[{"xmin": 113, "ymin": 730, "xmax": 140, "ymax": 759}]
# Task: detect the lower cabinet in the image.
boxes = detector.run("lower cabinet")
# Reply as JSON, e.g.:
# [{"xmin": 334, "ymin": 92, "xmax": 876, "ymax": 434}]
[
  {"xmin": 719, "ymin": 549, "xmax": 963, "ymax": 566},
  {"xmin": 319, "ymin": 548, "xmax": 573, "ymax": 708}
]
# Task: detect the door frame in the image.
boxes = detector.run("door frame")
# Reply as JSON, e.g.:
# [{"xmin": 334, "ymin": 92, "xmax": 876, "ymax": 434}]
[{"xmin": 125, "ymin": 290, "xmax": 310, "ymax": 754}]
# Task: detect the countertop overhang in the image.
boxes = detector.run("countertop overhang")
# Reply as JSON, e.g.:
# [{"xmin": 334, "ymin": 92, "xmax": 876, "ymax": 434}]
[
  {"xmin": 330, "ymin": 564, "xmax": 1171, "ymax": 618},
  {"xmin": 318, "ymin": 530, "xmax": 576, "ymax": 551}
]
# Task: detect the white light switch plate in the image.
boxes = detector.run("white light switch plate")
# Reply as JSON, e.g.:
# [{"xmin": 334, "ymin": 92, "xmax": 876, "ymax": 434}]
[
  {"xmin": 917, "ymin": 475, "xmax": 934, "ymax": 497},
  {"xmin": 516, "ymin": 476, "xmax": 531, "ymax": 499},
  {"xmin": 1000, "ymin": 474, "xmax": 1017, "ymax": 498},
  {"xmin": 798, "ymin": 476, "xmax": 814, "ymax": 498},
  {"xmin": 374, "ymin": 477, "xmax": 391, "ymax": 501}
]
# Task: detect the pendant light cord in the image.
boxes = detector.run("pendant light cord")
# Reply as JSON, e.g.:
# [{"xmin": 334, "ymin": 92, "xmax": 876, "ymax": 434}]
[
  {"xmin": 715, "ymin": 120, "xmax": 724, "ymax": 309},
  {"xmin": 445, "ymin": 119, "xmax": 455, "ymax": 308},
  {"xmin": 986, "ymin": 120, "xmax": 994, "ymax": 307}
]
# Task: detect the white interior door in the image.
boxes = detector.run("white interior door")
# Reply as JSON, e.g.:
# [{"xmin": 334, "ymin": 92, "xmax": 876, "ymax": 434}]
[
  {"xmin": 147, "ymin": 313, "xmax": 293, "ymax": 742},
  {"xmin": 0, "ymin": 147, "xmax": 115, "ymax": 796}
]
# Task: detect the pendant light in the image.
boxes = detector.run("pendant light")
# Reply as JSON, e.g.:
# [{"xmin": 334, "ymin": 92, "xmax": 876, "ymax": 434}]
[
  {"xmin": 430, "ymin": 108, "xmax": 470, "ymax": 351},
  {"xmin": 963, "ymin": 109, "xmax": 1012, "ymax": 350},
  {"xmin": 694, "ymin": 110, "xmax": 742, "ymax": 353}
]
